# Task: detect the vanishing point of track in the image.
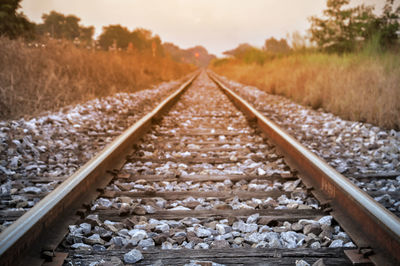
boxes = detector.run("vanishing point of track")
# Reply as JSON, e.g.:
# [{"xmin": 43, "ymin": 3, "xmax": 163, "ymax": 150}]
[{"xmin": 0, "ymin": 71, "xmax": 399, "ymax": 265}]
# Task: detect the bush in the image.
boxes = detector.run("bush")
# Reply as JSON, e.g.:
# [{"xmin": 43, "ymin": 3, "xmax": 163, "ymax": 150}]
[
  {"xmin": 0, "ymin": 37, "xmax": 195, "ymax": 119},
  {"xmin": 211, "ymin": 52, "xmax": 400, "ymax": 129}
]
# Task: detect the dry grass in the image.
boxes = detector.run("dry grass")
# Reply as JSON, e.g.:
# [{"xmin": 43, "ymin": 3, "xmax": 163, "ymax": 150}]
[
  {"xmin": 0, "ymin": 37, "xmax": 195, "ymax": 119},
  {"xmin": 211, "ymin": 53, "xmax": 400, "ymax": 129}
]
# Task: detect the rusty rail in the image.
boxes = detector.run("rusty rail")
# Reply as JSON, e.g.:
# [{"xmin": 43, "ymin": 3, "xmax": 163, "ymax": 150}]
[
  {"xmin": 0, "ymin": 72, "xmax": 199, "ymax": 266},
  {"xmin": 208, "ymin": 71, "xmax": 400, "ymax": 265}
]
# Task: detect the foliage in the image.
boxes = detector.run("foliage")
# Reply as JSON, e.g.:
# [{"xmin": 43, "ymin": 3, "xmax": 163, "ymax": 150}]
[
  {"xmin": 288, "ymin": 31, "xmax": 308, "ymax": 51},
  {"xmin": 98, "ymin": 25, "xmax": 164, "ymax": 55},
  {"xmin": 0, "ymin": 0, "xmax": 34, "ymax": 39},
  {"xmin": 98, "ymin": 24, "xmax": 131, "ymax": 49},
  {"xmin": 164, "ymin": 43, "xmax": 216, "ymax": 67},
  {"xmin": 211, "ymin": 52, "xmax": 400, "ymax": 129},
  {"xmin": 371, "ymin": 0, "xmax": 400, "ymax": 49},
  {"xmin": 263, "ymin": 37, "xmax": 290, "ymax": 53},
  {"xmin": 309, "ymin": 0, "xmax": 400, "ymax": 52},
  {"xmin": 36, "ymin": 11, "xmax": 94, "ymax": 45},
  {"xmin": 211, "ymin": 58, "xmax": 232, "ymax": 67},
  {"xmin": 223, "ymin": 43, "xmax": 253, "ymax": 58},
  {"xmin": 223, "ymin": 44, "xmax": 268, "ymax": 65},
  {"xmin": 0, "ymin": 37, "xmax": 194, "ymax": 119}
]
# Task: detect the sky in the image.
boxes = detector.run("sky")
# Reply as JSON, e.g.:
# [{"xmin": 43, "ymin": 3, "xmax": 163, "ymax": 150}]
[{"xmin": 21, "ymin": 0, "xmax": 394, "ymax": 57}]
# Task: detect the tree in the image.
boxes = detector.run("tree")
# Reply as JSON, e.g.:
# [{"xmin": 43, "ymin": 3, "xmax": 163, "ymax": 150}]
[
  {"xmin": 372, "ymin": 0, "xmax": 400, "ymax": 49},
  {"xmin": 98, "ymin": 25, "xmax": 132, "ymax": 50},
  {"xmin": 309, "ymin": 0, "xmax": 400, "ymax": 52},
  {"xmin": 79, "ymin": 25, "xmax": 94, "ymax": 44},
  {"xmin": 37, "ymin": 11, "xmax": 94, "ymax": 44},
  {"xmin": 130, "ymin": 28, "xmax": 152, "ymax": 51},
  {"xmin": 263, "ymin": 37, "xmax": 290, "ymax": 53},
  {"xmin": 289, "ymin": 31, "xmax": 308, "ymax": 51},
  {"xmin": 0, "ymin": 0, "xmax": 34, "ymax": 39},
  {"xmin": 98, "ymin": 25, "xmax": 167, "ymax": 55},
  {"xmin": 223, "ymin": 43, "xmax": 253, "ymax": 58},
  {"xmin": 309, "ymin": 0, "xmax": 374, "ymax": 52},
  {"xmin": 38, "ymin": 11, "xmax": 80, "ymax": 39},
  {"xmin": 223, "ymin": 44, "xmax": 266, "ymax": 65}
]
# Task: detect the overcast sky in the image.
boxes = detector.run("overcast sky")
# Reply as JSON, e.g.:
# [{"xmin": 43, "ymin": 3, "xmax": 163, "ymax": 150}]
[{"xmin": 21, "ymin": 0, "xmax": 394, "ymax": 56}]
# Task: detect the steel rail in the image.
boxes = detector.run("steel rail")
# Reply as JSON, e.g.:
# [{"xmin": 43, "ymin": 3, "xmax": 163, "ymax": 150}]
[
  {"xmin": 208, "ymin": 71, "xmax": 400, "ymax": 265},
  {"xmin": 0, "ymin": 72, "xmax": 199, "ymax": 265}
]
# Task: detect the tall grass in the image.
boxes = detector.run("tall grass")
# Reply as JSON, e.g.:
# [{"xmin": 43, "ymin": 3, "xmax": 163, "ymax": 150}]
[
  {"xmin": 0, "ymin": 37, "xmax": 195, "ymax": 119},
  {"xmin": 211, "ymin": 52, "xmax": 400, "ymax": 129}
]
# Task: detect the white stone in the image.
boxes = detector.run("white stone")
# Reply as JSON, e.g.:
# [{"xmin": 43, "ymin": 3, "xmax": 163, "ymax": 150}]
[
  {"xmin": 257, "ymin": 168, "xmax": 266, "ymax": 175},
  {"xmin": 138, "ymin": 238, "xmax": 155, "ymax": 248},
  {"xmin": 22, "ymin": 186, "xmax": 42, "ymax": 194},
  {"xmin": 310, "ymin": 241, "xmax": 321, "ymax": 249},
  {"xmin": 246, "ymin": 213, "xmax": 260, "ymax": 224},
  {"xmin": 161, "ymin": 241, "xmax": 173, "ymax": 249},
  {"xmin": 318, "ymin": 216, "xmax": 332, "ymax": 226},
  {"xmin": 170, "ymin": 206, "xmax": 191, "ymax": 211},
  {"xmin": 128, "ymin": 229, "xmax": 147, "ymax": 242},
  {"xmin": 123, "ymin": 249, "xmax": 143, "ymax": 264},
  {"xmin": 295, "ymin": 259, "xmax": 310, "ymax": 266},
  {"xmin": 71, "ymin": 243, "xmax": 92, "ymax": 250},
  {"xmin": 155, "ymin": 223, "xmax": 170, "ymax": 233},
  {"xmin": 329, "ymin": 239, "xmax": 343, "ymax": 248},
  {"xmin": 195, "ymin": 227, "xmax": 212, "ymax": 238}
]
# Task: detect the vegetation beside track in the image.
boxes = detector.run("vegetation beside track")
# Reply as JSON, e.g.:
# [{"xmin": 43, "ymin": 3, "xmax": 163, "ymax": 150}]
[
  {"xmin": 211, "ymin": 0, "xmax": 400, "ymax": 129},
  {"xmin": 210, "ymin": 51, "xmax": 400, "ymax": 129},
  {"xmin": 0, "ymin": 37, "xmax": 195, "ymax": 120}
]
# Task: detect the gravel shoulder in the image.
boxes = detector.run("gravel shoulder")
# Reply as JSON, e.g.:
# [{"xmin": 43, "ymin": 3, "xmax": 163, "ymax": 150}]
[
  {"xmin": 216, "ymin": 74, "xmax": 400, "ymax": 216},
  {"xmin": 0, "ymin": 77, "xmax": 186, "ymax": 231},
  {"xmin": 62, "ymin": 72, "xmax": 354, "ymax": 266}
]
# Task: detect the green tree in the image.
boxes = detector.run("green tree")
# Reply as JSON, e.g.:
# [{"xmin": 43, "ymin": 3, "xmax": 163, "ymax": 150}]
[
  {"xmin": 223, "ymin": 44, "xmax": 266, "ymax": 64},
  {"xmin": 37, "ymin": 11, "xmax": 94, "ymax": 44},
  {"xmin": 0, "ymin": 0, "xmax": 34, "ymax": 39},
  {"xmin": 264, "ymin": 37, "xmax": 290, "ymax": 53},
  {"xmin": 38, "ymin": 11, "xmax": 79, "ymax": 39},
  {"xmin": 223, "ymin": 43, "xmax": 253, "ymax": 59},
  {"xmin": 98, "ymin": 25, "xmax": 166, "ymax": 55},
  {"xmin": 289, "ymin": 31, "xmax": 308, "ymax": 51},
  {"xmin": 309, "ymin": 0, "xmax": 400, "ymax": 52},
  {"xmin": 79, "ymin": 25, "xmax": 94, "ymax": 44},
  {"xmin": 309, "ymin": 0, "xmax": 375, "ymax": 52},
  {"xmin": 98, "ymin": 24, "xmax": 131, "ymax": 50},
  {"xmin": 130, "ymin": 28, "xmax": 152, "ymax": 51},
  {"xmin": 372, "ymin": 0, "xmax": 400, "ymax": 48}
]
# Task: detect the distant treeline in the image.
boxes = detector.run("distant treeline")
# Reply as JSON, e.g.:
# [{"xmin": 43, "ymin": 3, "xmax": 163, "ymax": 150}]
[
  {"xmin": 0, "ymin": 0, "xmax": 201, "ymax": 119},
  {"xmin": 0, "ymin": 0, "xmax": 215, "ymax": 66},
  {"xmin": 214, "ymin": 0, "xmax": 400, "ymax": 66},
  {"xmin": 211, "ymin": 0, "xmax": 400, "ymax": 129}
]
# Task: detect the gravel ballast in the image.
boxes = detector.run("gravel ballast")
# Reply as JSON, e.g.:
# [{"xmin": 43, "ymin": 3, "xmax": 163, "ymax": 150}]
[
  {"xmin": 0, "ymin": 78, "xmax": 183, "ymax": 231},
  {"xmin": 216, "ymin": 74, "xmax": 400, "ymax": 215}
]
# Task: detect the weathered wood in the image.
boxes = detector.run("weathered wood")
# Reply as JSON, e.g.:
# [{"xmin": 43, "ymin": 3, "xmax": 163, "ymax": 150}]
[
  {"xmin": 127, "ymin": 156, "xmax": 260, "ymax": 164},
  {"xmin": 156, "ymin": 131, "xmax": 253, "ymax": 136},
  {"xmin": 351, "ymin": 172, "xmax": 400, "ymax": 179},
  {"xmin": 0, "ymin": 193, "xmax": 48, "ymax": 201},
  {"xmin": 96, "ymin": 208, "xmax": 324, "ymax": 221},
  {"xmin": 140, "ymin": 147, "xmax": 261, "ymax": 152},
  {"xmin": 145, "ymin": 140, "xmax": 264, "ymax": 145},
  {"xmin": 29, "ymin": 177, "xmax": 65, "ymax": 184},
  {"xmin": 116, "ymin": 173, "xmax": 295, "ymax": 182},
  {"xmin": 0, "ymin": 210, "xmax": 26, "ymax": 222},
  {"xmin": 102, "ymin": 190, "xmax": 290, "ymax": 200},
  {"xmin": 67, "ymin": 248, "xmax": 353, "ymax": 266},
  {"xmin": 367, "ymin": 190, "xmax": 400, "ymax": 199},
  {"xmin": 167, "ymin": 114, "xmax": 242, "ymax": 118}
]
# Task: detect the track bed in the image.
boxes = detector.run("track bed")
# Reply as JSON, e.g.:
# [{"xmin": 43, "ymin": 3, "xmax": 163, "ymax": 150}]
[{"xmin": 58, "ymin": 73, "xmax": 354, "ymax": 265}]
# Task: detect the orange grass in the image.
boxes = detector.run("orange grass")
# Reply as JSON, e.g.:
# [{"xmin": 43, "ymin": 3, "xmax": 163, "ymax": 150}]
[
  {"xmin": 0, "ymin": 37, "xmax": 195, "ymax": 119},
  {"xmin": 211, "ymin": 53, "xmax": 400, "ymax": 129}
]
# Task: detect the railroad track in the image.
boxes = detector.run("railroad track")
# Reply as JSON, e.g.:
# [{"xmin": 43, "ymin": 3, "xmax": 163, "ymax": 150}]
[{"xmin": 0, "ymin": 71, "xmax": 399, "ymax": 265}]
